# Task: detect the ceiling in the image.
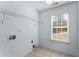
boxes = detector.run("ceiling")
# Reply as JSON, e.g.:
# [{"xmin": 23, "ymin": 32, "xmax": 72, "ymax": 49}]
[{"xmin": 24, "ymin": 1, "xmax": 72, "ymax": 12}]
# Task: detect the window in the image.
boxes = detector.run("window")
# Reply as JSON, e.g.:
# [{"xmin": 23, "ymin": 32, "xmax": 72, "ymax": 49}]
[{"xmin": 51, "ymin": 14, "xmax": 69, "ymax": 43}]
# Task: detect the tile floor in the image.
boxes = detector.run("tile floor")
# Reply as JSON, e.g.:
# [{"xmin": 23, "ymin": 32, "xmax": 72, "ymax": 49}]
[{"xmin": 25, "ymin": 46, "xmax": 75, "ymax": 57}]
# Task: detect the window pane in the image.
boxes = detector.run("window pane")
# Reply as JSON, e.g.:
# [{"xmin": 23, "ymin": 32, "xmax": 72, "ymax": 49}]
[
  {"xmin": 61, "ymin": 14, "xmax": 69, "ymax": 42},
  {"xmin": 51, "ymin": 16, "xmax": 62, "ymax": 41},
  {"xmin": 51, "ymin": 14, "xmax": 69, "ymax": 42}
]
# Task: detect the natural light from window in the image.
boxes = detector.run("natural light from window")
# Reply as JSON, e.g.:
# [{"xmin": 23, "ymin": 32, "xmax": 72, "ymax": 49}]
[{"xmin": 51, "ymin": 13, "xmax": 69, "ymax": 43}]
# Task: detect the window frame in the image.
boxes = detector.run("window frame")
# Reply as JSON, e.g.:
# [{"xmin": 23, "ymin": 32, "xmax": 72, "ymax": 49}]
[{"xmin": 50, "ymin": 13, "xmax": 69, "ymax": 43}]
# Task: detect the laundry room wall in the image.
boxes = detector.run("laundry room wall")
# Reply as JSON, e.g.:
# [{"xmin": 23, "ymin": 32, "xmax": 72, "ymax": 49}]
[
  {"xmin": 39, "ymin": 2, "xmax": 78, "ymax": 56},
  {"xmin": 0, "ymin": 1, "xmax": 39, "ymax": 57}
]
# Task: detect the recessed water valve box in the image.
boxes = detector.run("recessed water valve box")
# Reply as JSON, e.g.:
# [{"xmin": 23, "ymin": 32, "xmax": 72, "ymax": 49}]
[{"xmin": 9, "ymin": 35, "xmax": 16, "ymax": 40}]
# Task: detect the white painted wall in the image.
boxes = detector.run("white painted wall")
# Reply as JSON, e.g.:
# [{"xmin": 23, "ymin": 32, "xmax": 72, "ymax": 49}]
[
  {"xmin": 0, "ymin": 2, "xmax": 39, "ymax": 57},
  {"xmin": 0, "ymin": 1, "xmax": 38, "ymax": 20},
  {"xmin": 39, "ymin": 2, "xmax": 78, "ymax": 56}
]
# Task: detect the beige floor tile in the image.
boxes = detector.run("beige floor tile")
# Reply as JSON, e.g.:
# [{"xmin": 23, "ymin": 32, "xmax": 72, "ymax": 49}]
[{"xmin": 25, "ymin": 46, "xmax": 75, "ymax": 57}]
